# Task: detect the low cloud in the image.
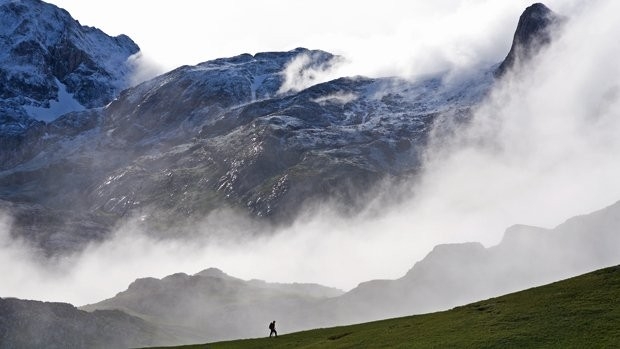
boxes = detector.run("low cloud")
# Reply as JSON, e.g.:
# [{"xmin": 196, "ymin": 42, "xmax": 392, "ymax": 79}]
[
  {"xmin": 277, "ymin": 52, "xmax": 344, "ymax": 95},
  {"xmin": 311, "ymin": 91, "xmax": 357, "ymax": 106},
  {"xmin": 0, "ymin": 204, "xmax": 427, "ymax": 305},
  {"xmin": 126, "ymin": 50, "xmax": 166, "ymax": 86}
]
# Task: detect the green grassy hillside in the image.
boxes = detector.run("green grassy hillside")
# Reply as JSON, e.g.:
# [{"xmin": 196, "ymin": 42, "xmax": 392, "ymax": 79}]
[{"xmin": 147, "ymin": 265, "xmax": 620, "ymax": 348}]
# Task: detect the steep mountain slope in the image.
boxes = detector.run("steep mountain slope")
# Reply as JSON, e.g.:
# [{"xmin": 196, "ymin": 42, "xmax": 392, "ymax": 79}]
[
  {"xmin": 495, "ymin": 2, "xmax": 562, "ymax": 76},
  {"xmin": 94, "ymin": 64, "xmax": 490, "ymax": 223},
  {"xmin": 0, "ymin": 46, "xmax": 493, "ymax": 253},
  {"xmin": 0, "ymin": 2, "xmax": 559, "ymax": 255},
  {"xmin": 0, "ymin": 0, "xmax": 140, "ymax": 168},
  {"xmin": 0, "ymin": 297, "xmax": 178, "ymax": 348},
  {"xmin": 0, "ymin": 0, "xmax": 139, "ymax": 111}
]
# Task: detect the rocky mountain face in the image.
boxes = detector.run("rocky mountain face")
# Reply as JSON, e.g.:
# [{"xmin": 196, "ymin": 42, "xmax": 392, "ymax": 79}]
[
  {"xmin": 0, "ymin": 297, "xmax": 178, "ymax": 348},
  {"xmin": 93, "ymin": 60, "xmax": 489, "ymax": 223},
  {"xmin": 0, "ymin": 2, "xmax": 560, "ymax": 255},
  {"xmin": 0, "ymin": 45, "xmax": 492, "ymax": 254},
  {"xmin": 0, "ymin": 0, "xmax": 140, "ymax": 168},
  {"xmin": 495, "ymin": 2, "xmax": 562, "ymax": 76}
]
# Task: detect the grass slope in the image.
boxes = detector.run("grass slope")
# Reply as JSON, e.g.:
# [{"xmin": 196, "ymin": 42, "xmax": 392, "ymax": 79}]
[{"xmin": 147, "ymin": 265, "xmax": 620, "ymax": 348}]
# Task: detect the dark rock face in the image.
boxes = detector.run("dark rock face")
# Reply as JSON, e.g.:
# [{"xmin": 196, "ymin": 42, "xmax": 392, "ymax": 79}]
[
  {"xmin": 0, "ymin": 1, "xmax": 534, "ymax": 257},
  {"xmin": 0, "ymin": 0, "xmax": 139, "ymax": 109},
  {"xmin": 0, "ymin": 45, "xmax": 493, "ymax": 253},
  {"xmin": 0, "ymin": 297, "xmax": 176, "ymax": 348},
  {"xmin": 496, "ymin": 3, "xmax": 561, "ymax": 76},
  {"xmin": 0, "ymin": 0, "xmax": 140, "ymax": 169},
  {"xmin": 0, "ymin": 4, "xmax": 558, "ymax": 256}
]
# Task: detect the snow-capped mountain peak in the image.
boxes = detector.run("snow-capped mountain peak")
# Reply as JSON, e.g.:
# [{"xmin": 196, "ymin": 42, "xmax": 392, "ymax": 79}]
[{"xmin": 0, "ymin": 0, "xmax": 140, "ymax": 123}]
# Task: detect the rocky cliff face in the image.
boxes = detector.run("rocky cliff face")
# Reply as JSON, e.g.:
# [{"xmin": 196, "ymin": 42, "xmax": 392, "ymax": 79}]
[
  {"xmin": 0, "ymin": 2, "xmax": 567, "ymax": 259},
  {"xmin": 0, "ymin": 44, "xmax": 493, "ymax": 253},
  {"xmin": 495, "ymin": 3, "xmax": 561, "ymax": 76},
  {"xmin": 0, "ymin": 0, "xmax": 140, "ymax": 168},
  {"xmin": 0, "ymin": 0, "xmax": 565, "ymax": 267},
  {"xmin": 0, "ymin": 0, "xmax": 139, "ymax": 111},
  {"xmin": 92, "ymin": 56, "xmax": 490, "ymax": 222}
]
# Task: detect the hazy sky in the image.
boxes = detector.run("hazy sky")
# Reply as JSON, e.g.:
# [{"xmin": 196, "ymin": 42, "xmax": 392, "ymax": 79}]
[{"xmin": 46, "ymin": 0, "xmax": 562, "ymax": 76}]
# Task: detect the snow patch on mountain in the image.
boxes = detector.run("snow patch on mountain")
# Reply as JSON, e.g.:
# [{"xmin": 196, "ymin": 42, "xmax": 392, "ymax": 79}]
[
  {"xmin": 250, "ymin": 73, "xmax": 269, "ymax": 101},
  {"xmin": 23, "ymin": 79, "xmax": 85, "ymax": 122},
  {"xmin": 0, "ymin": 0, "xmax": 140, "ymax": 123}
]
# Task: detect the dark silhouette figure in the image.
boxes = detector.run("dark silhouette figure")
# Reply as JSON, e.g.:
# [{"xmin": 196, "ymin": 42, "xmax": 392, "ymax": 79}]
[{"xmin": 269, "ymin": 320, "xmax": 278, "ymax": 337}]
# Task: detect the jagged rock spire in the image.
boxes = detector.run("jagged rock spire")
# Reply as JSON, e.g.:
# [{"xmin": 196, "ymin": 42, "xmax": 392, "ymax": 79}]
[{"xmin": 496, "ymin": 3, "xmax": 561, "ymax": 77}]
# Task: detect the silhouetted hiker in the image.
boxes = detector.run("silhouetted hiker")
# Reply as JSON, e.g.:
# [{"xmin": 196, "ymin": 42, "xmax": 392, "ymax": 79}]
[{"xmin": 269, "ymin": 320, "xmax": 278, "ymax": 337}]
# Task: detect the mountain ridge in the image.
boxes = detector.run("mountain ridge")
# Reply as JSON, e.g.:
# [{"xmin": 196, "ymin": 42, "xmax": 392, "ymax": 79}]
[
  {"xmin": 78, "ymin": 199, "xmax": 620, "ymax": 344},
  {"xmin": 0, "ymin": 0, "xmax": 140, "ymax": 171},
  {"xmin": 0, "ymin": 44, "xmax": 494, "ymax": 253},
  {"xmin": 0, "ymin": 1, "xmax": 560, "ymax": 254},
  {"xmin": 160, "ymin": 265, "xmax": 620, "ymax": 348},
  {"xmin": 495, "ymin": 2, "xmax": 562, "ymax": 76}
]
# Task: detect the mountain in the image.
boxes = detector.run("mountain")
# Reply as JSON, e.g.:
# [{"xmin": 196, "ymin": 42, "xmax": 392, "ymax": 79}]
[
  {"xmin": 92, "ymin": 58, "xmax": 489, "ymax": 224},
  {"xmin": 81, "ymin": 268, "xmax": 343, "ymax": 344},
  {"xmin": 495, "ymin": 3, "xmax": 561, "ymax": 76},
  {"xmin": 0, "ymin": 297, "xmax": 178, "ymax": 348},
  {"xmin": 0, "ymin": 46, "xmax": 493, "ymax": 254},
  {"xmin": 331, "ymin": 200, "xmax": 620, "ymax": 323},
  {"xmin": 0, "ymin": 0, "xmax": 139, "ymax": 111},
  {"xmin": 0, "ymin": 2, "xmax": 561, "ymax": 255},
  {"xmin": 0, "ymin": 0, "xmax": 140, "ymax": 169},
  {"xmin": 80, "ymin": 200, "xmax": 620, "ymax": 346}
]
